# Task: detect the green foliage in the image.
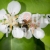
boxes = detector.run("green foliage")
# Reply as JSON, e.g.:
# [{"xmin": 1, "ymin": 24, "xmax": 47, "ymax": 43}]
[{"xmin": 0, "ymin": 32, "xmax": 4, "ymax": 39}]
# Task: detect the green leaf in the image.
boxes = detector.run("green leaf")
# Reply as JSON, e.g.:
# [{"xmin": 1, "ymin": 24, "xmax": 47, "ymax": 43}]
[
  {"xmin": 0, "ymin": 34, "xmax": 36, "ymax": 50},
  {"xmin": 0, "ymin": 34, "xmax": 11, "ymax": 50},
  {"xmin": 45, "ymin": 45, "xmax": 50, "ymax": 50},
  {"xmin": 11, "ymin": 38, "xmax": 36, "ymax": 50},
  {"xmin": 18, "ymin": 0, "xmax": 50, "ymax": 14}
]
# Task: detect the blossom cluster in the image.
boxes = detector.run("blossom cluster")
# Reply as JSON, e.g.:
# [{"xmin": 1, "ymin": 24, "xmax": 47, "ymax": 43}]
[{"xmin": 0, "ymin": 1, "xmax": 50, "ymax": 39}]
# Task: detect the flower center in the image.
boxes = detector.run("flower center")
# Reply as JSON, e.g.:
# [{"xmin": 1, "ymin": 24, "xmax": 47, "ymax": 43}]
[{"xmin": 2, "ymin": 14, "xmax": 18, "ymax": 31}]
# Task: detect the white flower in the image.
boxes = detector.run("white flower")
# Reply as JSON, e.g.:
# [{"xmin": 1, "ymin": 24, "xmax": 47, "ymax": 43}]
[
  {"xmin": 33, "ymin": 28, "xmax": 45, "ymax": 39},
  {"xmin": 0, "ymin": 1, "xmax": 21, "ymax": 37},
  {"xmin": 12, "ymin": 27, "xmax": 24, "ymax": 38},
  {"xmin": 29, "ymin": 14, "xmax": 46, "ymax": 39}
]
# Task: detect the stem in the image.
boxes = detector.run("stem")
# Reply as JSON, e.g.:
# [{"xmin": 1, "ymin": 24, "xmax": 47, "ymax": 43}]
[{"xmin": 6, "ymin": 33, "xmax": 8, "ymax": 37}]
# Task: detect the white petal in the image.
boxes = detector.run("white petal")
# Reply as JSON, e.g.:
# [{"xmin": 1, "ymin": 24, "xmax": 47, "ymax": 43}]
[
  {"xmin": 7, "ymin": 1, "xmax": 21, "ymax": 16},
  {"xmin": 33, "ymin": 28, "xmax": 45, "ymax": 39},
  {"xmin": 0, "ymin": 23, "xmax": 9, "ymax": 33},
  {"xmin": 0, "ymin": 9, "xmax": 6, "ymax": 14},
  {"xmin": 18, "ymin": 14, "xmax": 24, "ymax": 24},
  {"xmin": 18, "ymin": 12, "xmax": 31, "ymax": 24},
  {"xmin": 32, "ymin": 13, "xmax": 41, "ymax": 23},
  {"xmin": 21, "ymin": 12, "xmax": 31, "ymax": 21},
  {"xmin": 0, "ymin": 9, "xmax": 8, "ymax": 20},
  {"xmin": 39, "ymin": 18, "xmax": 49, "ymax": 28},
  {"xmin": 24, "ymin": 28, "xmax": 32, "ymax": 39},
  {"xmin": 12, "ymin": 27, "xmax": 24, "ymax": 38}
]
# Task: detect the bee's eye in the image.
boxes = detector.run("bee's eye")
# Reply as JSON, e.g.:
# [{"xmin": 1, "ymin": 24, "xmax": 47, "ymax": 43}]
[{"xmin": 48, "ymin": 15, "xmax": 50, "ymax": 18}]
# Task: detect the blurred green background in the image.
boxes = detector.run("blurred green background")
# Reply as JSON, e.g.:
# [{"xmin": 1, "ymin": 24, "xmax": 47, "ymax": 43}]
[{"xmin": 0, "ymin": 0, "xmax": 50, "ymax": 50}]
